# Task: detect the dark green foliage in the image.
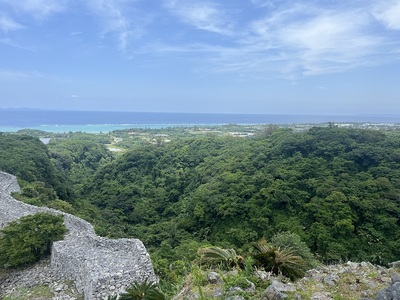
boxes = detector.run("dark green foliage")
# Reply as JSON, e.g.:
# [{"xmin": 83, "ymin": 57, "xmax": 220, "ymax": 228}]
[
  {"xmin": 270, "ymin": 232, "xmax": 319, "ymax": 270},
  {"xmin": 0, "ymin": 135, "xmax": 73, "ymax": 200},
  {"xmin": 48, "ymin": 139, "xmax": 112, "ymax": 188},
  {"xmin": 7, "ymin": 126, "xmax": 395, "ymax": 290},
  {"xmin": 0, "ymin": 135, "xmax": 50, "ymax": 182},
  {"xmin": 72, "ymin": 128, "xmax": 400, "ymax": 272},
  {"xmin": 47, "ymin": 199, "xmax": 77, "ymax": 214},
  {"xmin": 13, "ymin": 180, "xmax": 57, "ymax": 206},
  {"xmin": 118, "ymin": 280, "xmax": 166, "ymax": 300},
  {"xmin": 0, "ymin": 213, "xmax": 67, "ymax": 268}
]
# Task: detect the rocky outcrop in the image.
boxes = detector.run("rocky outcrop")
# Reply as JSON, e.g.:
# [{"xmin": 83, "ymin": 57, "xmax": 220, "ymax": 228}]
[
  {"xmin": 262, "ymin": 279, "xmax": 296, "ymax": 300},
  {"xmin": 173, "ymin": 261, "xmax": 400, "ymax": 300},
  {"xmin": 0, "ymin": 171, "xmax": 156, "ymax": 300},
  {"xmin": 376, "ymin": 274, "xmax": 400, "ymax": 300}
]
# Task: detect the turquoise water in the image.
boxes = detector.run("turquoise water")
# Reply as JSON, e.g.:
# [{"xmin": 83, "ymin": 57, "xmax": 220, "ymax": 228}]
[
  {"xmin": 1, "ymin": 110, "xmax": 398, "ymax": 133},
  {"xmin": 0, "ymin": 123, "xmax": 199, "ymax": 133}
]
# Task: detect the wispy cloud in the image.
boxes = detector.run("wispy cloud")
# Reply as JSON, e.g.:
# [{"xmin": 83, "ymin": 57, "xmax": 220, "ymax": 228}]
[
  {"xmin": 249, "ymin": 0, "xmax": 275, "ymax": 9},
  {"xmin": 265, "ymin": 8, "xmax": 381, "ymax": 75},
  {"xmin": 1, "ymin": 0, "xmax": 399, "ymax": 79},
  {"xmin": 1, "ymin": 0, "xmax": 67, "ymax": 19},
  {"xmin": 1, "ymin": 0, "xmax": 149, "ymax": 51},
  {"xmin": 156, "ymin": 2, "xmax": 400, "ymax": 78},
  {"xmin": 0, "ymin": 13, "xmax": 24, "ymax": 32},
  {"xmin": 86, "ymin": 0, "xmax": 150, "ymax": 51},
  {"xmin": 373, "ymin": 1, "xmax": 400, "ymax": 30},
  {"xmin": 164, "ymin": 0, "xmax": 235, "ymax": 35}
]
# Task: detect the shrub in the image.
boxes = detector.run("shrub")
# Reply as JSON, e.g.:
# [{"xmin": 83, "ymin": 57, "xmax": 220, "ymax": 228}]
[
  {"xmin": 252, "ymin": 239, "xmax": 305, "ymax": 280},
  {"xmin": 270, "ymin": 232, "xmax": 319, "ymax": 269},
  {"xmin": 0, "ymin": 213, "xmax": 67, "ymax": 268}
]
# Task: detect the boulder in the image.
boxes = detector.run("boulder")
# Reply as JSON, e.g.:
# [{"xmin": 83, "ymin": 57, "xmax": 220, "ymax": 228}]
[
  {"xmin": 207, "ymin": 271, "xmax": 222, "ymax": 284},
  {"xmin": 262, "ymin": 280, "xmax": 296, "ymax": 300},
  {"xmin": 376, "ymin": 282, "xmax": 400, "ymax": 300}
]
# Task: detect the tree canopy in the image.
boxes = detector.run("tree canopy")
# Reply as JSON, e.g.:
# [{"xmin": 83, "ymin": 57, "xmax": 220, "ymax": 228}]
[
  {"xmin": 0, "ymin": 213, "xmax": 67, "ymax": 268},
  {"xmin": 72, "ymin": 128, "xmax": 400, "ymax": 267},
  {"xmin": 2, "ymin": 127, "xmax": 399, "ymax": 282}
]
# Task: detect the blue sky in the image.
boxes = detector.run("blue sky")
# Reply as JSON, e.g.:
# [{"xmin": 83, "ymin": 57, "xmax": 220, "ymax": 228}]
[{"xmin": 0, "ymin": 0, "xmax": 399, "ymax": 115}]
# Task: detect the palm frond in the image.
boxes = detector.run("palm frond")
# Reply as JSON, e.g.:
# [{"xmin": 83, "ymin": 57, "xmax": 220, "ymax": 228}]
[
  {"xmin": 198, "ymin": 246, "xmax": 242, "ymax": 269},
  {"xmin": 118, "ymin": 279, "xmax": 166, "ymax": 300},
  {"xmin": 252, "ymin": 240, "xmax": 305, "ymax": 280}
]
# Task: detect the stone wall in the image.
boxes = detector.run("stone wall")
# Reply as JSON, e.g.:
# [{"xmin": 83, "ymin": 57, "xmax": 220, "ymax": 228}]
[{"xmin": 0, "ymin": 171, "xmax": 156, "ymax": 300}]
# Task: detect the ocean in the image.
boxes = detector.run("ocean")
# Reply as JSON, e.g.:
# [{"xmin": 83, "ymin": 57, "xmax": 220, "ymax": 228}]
[{"xmin": 0, "ymin": 110, "xmax": 399, "ymax": 133}]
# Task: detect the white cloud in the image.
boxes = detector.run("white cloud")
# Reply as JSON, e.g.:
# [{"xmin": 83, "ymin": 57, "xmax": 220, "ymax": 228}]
[
  {"xmin": 275, "ymin": 11, "xmax": 381, "ymax": 74},
  {"xmin": 204, "ymin": 3, "xmax": 397, "ymax": 77},
  {"xmin": 86, "ymin": 0, "xmax": 149, "ymax": 51},
  {"xmin": 1, "ymin": 0, "xmax": 150, "ymax": 51},
  {"xmin": 0, "ymin": 14, "xmax": 24, "ymax": 32},
  {"xmin": 373, "ymin": 1, "xmax": 400, "ymax": 30},
  {"xmin": 0, "ymin": 0, "xmax": 67, "ymax": 19},
  {"xmin": 282, "ymin": 14, "xmax": 363, "ymax": 50},
  {"xmin": 164, "ymin": 0, "xmax": 234, "ymax": 35},
  {"xmin": 127, "ymin": 1, "xmax": 400, "ymax": 78},
  {"xmin": 1, "ymin": 0, "xmax": 399, "ymax": 79},
  {"xmin": 249, "ymin": 0, "xmax": 275, "ymax": 9}
]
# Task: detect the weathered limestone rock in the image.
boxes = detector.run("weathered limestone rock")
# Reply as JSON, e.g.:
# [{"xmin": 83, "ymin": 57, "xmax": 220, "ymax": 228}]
[
  {"xmin": 228, "ymin": 286, "xmax": 245, "ymax": 295},
  {"xmin": 262, "ymin": 280, "xmax": 296, "ymax": 300},
  {"xmin": 0, "ymin": 258, "xmax": 68, "ymax": 297},
  {"xmin": 262, "ymin": 284, "xmax": 288, "ymax": 300},
  {"xmin": 388, "ymin": 261, "xmax": 400, "ymax": 269},
  {"xmin": 207, "ymin": 271, "xmax": 222, "ymax": 284},
  {"xmin": 270, "ymin": 280, "xmax": 297, "ymax": 292},
  {"xmin": 323, "ymin": 274, "xmax": 339, "ymax": 286},
  {"xmin": 226, "ymin": 295, "xmax": 245, "ymax": 300},
  {"xmin": 391, "ymin": 274, "xmax": 400, "ymax": 284},
  {"xmin": 0, "ymin": 171, "xmax": 156, "ymax": 300},
  {"xmin": 376, "ymin": 283, "xmax": 400, "ymax": 300},
  {"xmin": 375, "ymin": 277, "xmax": 400, "ymax": 300},
  {"xmin": 311, "ymin": 291, "xmax": 333, "ymax": 300}
]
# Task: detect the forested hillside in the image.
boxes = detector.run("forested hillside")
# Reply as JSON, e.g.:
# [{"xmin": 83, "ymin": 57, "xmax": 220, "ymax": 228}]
[
  {"xmin": 72, "ymin": 128, "xmax": 400, "ymax": 267},
  {"xmin": 1, "ymin": 127, "xmax": 400, "ymax": 286},
  {"xmin": 0, "ymin": 134, "xmax": 72, "ymax": 200}
]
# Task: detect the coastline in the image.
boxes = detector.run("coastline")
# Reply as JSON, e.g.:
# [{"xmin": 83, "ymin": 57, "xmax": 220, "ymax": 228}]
[{"xmin": 0, "ymin": 110, "xmax": 399, "ymax": 133}]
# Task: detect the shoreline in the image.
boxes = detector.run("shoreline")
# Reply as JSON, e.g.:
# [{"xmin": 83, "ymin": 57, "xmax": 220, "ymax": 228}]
[{"xmin": 1, "ymin": 121, "xmax": 400, "ymax": 134}]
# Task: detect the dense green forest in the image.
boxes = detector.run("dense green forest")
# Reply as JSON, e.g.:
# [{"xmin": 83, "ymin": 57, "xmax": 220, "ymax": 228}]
[
  {"xmin": 1, "ymin": 127, "xmax": 399, "ymax": 286},
  {"xmin": 0, "ymin": 134, "xmax": 72, "ymax": 200}
]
